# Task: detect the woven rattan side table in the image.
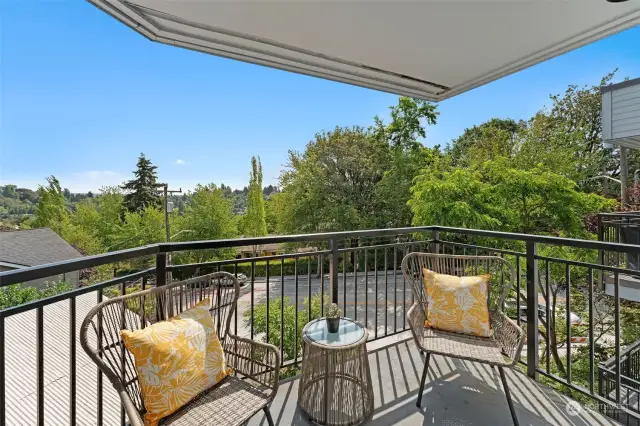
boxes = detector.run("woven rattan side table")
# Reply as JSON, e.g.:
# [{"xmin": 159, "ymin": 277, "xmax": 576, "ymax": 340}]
[{"xmin": 298, "ymin": 318, "xmax": 374, "ymax": 426}]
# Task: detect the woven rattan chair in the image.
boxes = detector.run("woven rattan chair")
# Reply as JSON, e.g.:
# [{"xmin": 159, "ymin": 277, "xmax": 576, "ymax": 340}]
[
  {"xmin": 80, "ymin": 272, "xmax": 280, "ymax": 426},
  {"xmin": 402, "ymin": 253, "xmax": 525, "ymax": 425}
]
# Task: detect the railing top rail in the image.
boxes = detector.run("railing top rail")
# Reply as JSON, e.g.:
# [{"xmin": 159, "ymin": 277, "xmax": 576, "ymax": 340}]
[
  {"xmin": 431, "ymin": 226, "xmax": 640, "ymax": 252},
  {"xmin": 0, "ymin": 268, "xmax": 155, "ymax": 318},
  {"xmin": 3, "ymin": 225, "xmax": 640, "ymax": 287},
  {"xmin": 598, "ymin": 212, "xmax": 640, "ymax": 218},
  {"xmin": 601, "ymin": 338, "xmax": 640, "ymax": 368},
  {"xmin": 600, "ymin": 220, "xmax": 640, "ymax": 226},
  {"xmin": 0, "ymin": 244, "xmax": 158, "ymax": 287}
]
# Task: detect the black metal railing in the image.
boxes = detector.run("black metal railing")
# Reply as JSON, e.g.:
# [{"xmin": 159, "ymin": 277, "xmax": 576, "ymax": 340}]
[
  {"xmin": 600, "ymin": 339, "xmax": 640, "ymax": 418},
  {"xmin": 2, "ymin": 225, "xmax": 640, "ymax": 425},
  {"xmin": 598, "ymin": 212, "xmax": 640, "ymax": 270}
]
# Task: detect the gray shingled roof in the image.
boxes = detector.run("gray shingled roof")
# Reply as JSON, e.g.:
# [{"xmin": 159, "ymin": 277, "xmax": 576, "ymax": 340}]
[{"xmin": 0, "ymin": 228, "xmax": 83, "ymax": 267}]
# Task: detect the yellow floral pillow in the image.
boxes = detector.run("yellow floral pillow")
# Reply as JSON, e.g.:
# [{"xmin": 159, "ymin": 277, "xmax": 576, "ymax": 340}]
[
  {"xmin": 423, "ymin": 269, "xmax": 492, "ymax": 337},
  {"xmin": 121, "ymin": 299, "xmax": 232, "ymax": 426}
]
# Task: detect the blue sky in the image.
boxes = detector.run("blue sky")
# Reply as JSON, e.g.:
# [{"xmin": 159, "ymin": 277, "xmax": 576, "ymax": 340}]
[{"xmin": 1, "ymin": 2, "xmax": 640, "ymax": 193}]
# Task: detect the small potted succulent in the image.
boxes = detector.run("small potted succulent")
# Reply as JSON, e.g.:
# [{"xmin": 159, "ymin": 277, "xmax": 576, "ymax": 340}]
[{"xmin": 326, "ymin": 303, "xmax": 342, "ymax": 333}]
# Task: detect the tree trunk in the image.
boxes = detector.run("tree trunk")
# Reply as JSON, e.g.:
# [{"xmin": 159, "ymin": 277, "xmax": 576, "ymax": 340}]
[{"xmin": 549, "ymin": 295, "xmax": 566, "ymax": 376}]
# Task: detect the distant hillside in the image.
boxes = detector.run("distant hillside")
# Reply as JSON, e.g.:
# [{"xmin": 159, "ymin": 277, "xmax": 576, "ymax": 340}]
[
  {"xmin": 1, "ymin": 183, "xmax": 278, "ymax": 225},
  {"xmin": 168, "ymin": 184, "xmax": 278, "ymax": 215},
  {"xmin": 0, "ymin": 184, "xmax": 94, "ymax": 226}
]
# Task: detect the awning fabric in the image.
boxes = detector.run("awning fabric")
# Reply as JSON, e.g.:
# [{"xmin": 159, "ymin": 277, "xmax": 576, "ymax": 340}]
[{"xmin": 90, "ymin": 0, "xmax": 640, "ymax": 101}]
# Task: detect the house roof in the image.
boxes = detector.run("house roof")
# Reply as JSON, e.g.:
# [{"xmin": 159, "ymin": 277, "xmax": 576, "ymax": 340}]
[
  {"xmin": 88, "ymin": 0, "xmax": 640, "ymax": 101},
  {"xmin": 237, "ymin": 243, "xmax": 283, "ymax": 254},
  {"xmin": 0, "ymin": 228, "xmax": 83, "ymax": 268},
  {"xmin": 236, "ymin": 243, "xmax": 318, "ymax": 254}
]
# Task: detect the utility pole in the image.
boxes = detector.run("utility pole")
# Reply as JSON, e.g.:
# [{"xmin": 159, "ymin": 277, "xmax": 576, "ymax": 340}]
[
  {"xmin": 156, "ymin": 183, "xmax": 182, "ymax": 243},
  {"xmin": 156, "ymin": 183, "xmax": 182, "ymax": 284}
]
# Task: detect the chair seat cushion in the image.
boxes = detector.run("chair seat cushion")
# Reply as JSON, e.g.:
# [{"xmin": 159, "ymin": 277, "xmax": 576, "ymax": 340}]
[
  {"xmin": 423, "ymin": 327, "xmax": 507, "ymax": 365},
  {"xmin": 160, "ymin": 376, "xmax": 271, "ymax": 426}
]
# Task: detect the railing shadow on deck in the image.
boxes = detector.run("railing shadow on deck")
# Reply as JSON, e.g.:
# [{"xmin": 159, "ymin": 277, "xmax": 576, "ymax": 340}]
[{"xmin": 250, "ymin": 339, "xmax": 619, "ymax": 426}]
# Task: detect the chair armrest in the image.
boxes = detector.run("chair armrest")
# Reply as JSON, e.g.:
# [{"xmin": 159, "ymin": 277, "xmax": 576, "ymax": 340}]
[
  {"xmin": 224, "ymin": 333, "xmax": 281, "ymax": 394},
  {"xmin": 407, "ymin": 303, "xmax": 426, "ymax": 349},
  {"xmin": 120, "ymin": 389, "xmax": 144, "ymax": 426},
  {"xmin": 491, "ymin": 310, "xmax": 525, "ymax": 366}
]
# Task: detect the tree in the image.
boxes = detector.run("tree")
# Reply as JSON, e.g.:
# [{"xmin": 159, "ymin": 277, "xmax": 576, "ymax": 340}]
[
  {"xmin": 409, "ymin": 167, "xmax": 502, "ymax": 230},
  {"xmin": 66, "ymin": 186, "xmax": 125, "ymax": 253},
  {"xmin": 172, "ymin": 184, "xmax": 238, "ymax": 265},
  {"xmin": 536, "ymin": 70, "xmax": 640, "ymax": 193},
  {"xmin": 1, "ymin": 185, "xmax": 17, "ymax": 198},
  {"xmin": 33, "ymin": 176, "xmax": 68, "ymax": 234},
  {"xmin": 242, "ymin": 157, "xmax": 268, "ymax": 254},
  {"xmin": 116, "ymin": 206, "xmax": 167, "ymax": 250},
  {"xmin": 446, "ymin": 118, "xmax": 524, "ymax": 167},
  {"xmin": 121, "ymin": 153, "xmax": 160, "ymax": 213},
  {"xmin": 277, "ymin": 126, "xmax": 389, "ymax": 234},
  {"xmin": 410, "ymin": 159, "xmax": 614, "ymax": 237},
  {"xmin": 374, "ymin": 97, "xmax": 438, "ymax": 151},
  {"xmin": 373, "ymin": 97, "xmax": 440, "ymax": 228}
]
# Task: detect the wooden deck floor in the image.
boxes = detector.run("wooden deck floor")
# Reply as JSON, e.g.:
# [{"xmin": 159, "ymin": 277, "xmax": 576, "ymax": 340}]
[{"xmin": 248, "ymin": 335, "xmax": 621, "ymax": 426}]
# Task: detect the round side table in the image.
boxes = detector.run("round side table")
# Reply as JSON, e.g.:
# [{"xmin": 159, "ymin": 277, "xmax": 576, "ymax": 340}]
[{"xmin": 298, "ymin": 318, "xmax": 374, "ymax": 426}]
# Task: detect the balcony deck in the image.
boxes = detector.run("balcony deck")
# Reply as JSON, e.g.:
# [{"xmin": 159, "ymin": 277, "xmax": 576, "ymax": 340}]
[
  {"xmin": 2, "ymin": 292, "xmax": 623, "ymax": 426},
  {"xmin": 249, "ymin": 335, "xmax": 619, "ymax": 426}
]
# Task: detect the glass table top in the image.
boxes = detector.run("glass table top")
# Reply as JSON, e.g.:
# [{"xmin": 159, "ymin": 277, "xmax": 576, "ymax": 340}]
[{"xmin": 303, "ymin": 318, "xmax": 366, "ymax": 347}]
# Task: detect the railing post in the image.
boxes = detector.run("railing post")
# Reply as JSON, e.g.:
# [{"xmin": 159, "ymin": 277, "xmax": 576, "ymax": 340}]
[
  {"xmin": 329, "ymin": 238, "xmax": 339, "ymax": 304},
  {"xmin": 156, "ymin": 253, "xmax": 167, "ymax": 287},
  {"xmin": 526, "ymin": 241, "xmax": 539, "ymax": 379},
  {"xmin": 430, "ymin": 229, "xmax": 440, "ymax": 254},
  {"xmin": 0, "ymin": 314, "xmax": 5, "ymax": 426},
  {"xmin": 597, "ymin": 216, "xmax": 605, "ymax": 290}
]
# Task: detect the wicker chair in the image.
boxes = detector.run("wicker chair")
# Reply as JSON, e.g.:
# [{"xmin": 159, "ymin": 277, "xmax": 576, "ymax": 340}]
[
  {"xmin": 80, "ymin": 272, "xmax": 280, "ymax": 426},
  {"xmin": 402, "ymin": 253, "xmax": 525, "ymax": 425}
]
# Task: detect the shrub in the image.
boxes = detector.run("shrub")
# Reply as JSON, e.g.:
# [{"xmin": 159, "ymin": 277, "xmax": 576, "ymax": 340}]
[
  {"xmin": 246, "ymin": 292, "xmax": 329, "ymax": 377},
  {"xmin": 0, "ymin": 280, "xmax": 72, "ymax": 309}
]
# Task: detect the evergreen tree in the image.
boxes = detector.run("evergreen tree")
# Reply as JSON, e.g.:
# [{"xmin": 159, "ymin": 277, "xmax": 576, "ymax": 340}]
[
  {"xmin": 121, "ymin": 153, "xmax": 160, "ymax": 213},
  {"xmin": 243, "ymin": 156, "xmax": 268, "ymax": 254}
]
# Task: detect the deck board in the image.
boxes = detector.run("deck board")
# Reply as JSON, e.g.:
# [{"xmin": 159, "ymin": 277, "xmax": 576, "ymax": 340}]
[{"xmin": 249, "ymin": 337, "xmax": 622, "ymax": 426}]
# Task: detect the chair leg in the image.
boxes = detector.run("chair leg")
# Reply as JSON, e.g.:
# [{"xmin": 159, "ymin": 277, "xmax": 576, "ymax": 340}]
[
  {"xmin": 263, "ymin": 406, "xmax": 274, "ymax": 426},
  {"xmin": 416, "ymin": 352, "xmax": 431, "ymax": 407},
  {"xmin": 498, "ymin": 367, "xmax": 519, "ymax": 426}
]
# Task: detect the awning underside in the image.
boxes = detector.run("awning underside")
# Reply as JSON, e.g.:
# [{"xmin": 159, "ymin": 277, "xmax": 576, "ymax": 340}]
[{"xmin": 90, "ymin": 0, "xmax": 640, "ymax": 101}]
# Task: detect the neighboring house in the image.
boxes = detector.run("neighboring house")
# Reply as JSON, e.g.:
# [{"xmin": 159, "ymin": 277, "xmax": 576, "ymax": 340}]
[
  {"xmin": 0, "ymin": 228, "xmax": 84, "ymax": 290},
  {"xmin": 236, "ymin": 243, "xmax": 282, "ymax": 258}
]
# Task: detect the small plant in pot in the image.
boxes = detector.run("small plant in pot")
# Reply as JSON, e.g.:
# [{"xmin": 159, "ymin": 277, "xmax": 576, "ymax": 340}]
[{"xmin": 325, "ymin": 303, "xmax": 342, "ymax": 333}]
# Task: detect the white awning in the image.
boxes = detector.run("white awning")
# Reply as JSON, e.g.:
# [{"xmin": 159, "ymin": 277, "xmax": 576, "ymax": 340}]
[{"xmin": 89, "ymin": 0, "xmax": 640, "ymax": 101}]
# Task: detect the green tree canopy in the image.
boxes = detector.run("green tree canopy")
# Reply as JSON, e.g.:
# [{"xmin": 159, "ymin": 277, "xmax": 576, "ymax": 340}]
[
  {"xmin": 34, "ymin": 176, "xmax": 68, "ymax": 234},
  {"xmin": 122, "ymin": 153, "xmax": 161, "ymax": 213},
  {"xmin": 373, "ymin": 97, "xmax": 440, "ymax": 228},
  {"xmin": 242, "ymin": 156, "xmax": 268, "ymax": 241},
  {"xmin": 446, "ymin": 118, "xmax": 524, "ymax": 167},
  {"xmin": 277, "ymin": 126, "xmax": 389, "ymax": 233},
  {"xmin": 410, "ymin": 158, "xmax": 615, "ymax": 237},
  {"xmin": 173, "ymin": 184, "xmax": 238, "ymax": 264}
]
